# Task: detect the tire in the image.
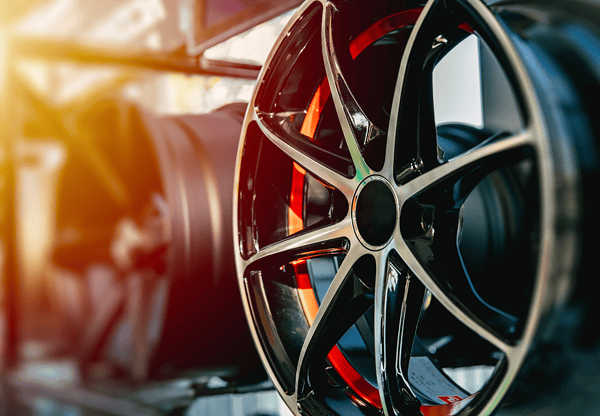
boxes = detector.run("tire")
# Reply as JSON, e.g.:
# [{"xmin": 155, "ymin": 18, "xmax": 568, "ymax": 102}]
[{"xmin": 233, "ymin": 0, "xmax": 600, "ymax": 415}]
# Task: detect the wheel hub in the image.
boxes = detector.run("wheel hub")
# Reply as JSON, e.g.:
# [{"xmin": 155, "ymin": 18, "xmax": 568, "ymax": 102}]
[{"xmin": 353, "ymin": 176, "xmax": 397, "ymax": 249}]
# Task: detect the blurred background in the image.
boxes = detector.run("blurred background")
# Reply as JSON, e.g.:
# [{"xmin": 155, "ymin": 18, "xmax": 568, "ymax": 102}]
[{"xmin": 0, "ymin": 1, "xmax": 299, "ymax": 414}]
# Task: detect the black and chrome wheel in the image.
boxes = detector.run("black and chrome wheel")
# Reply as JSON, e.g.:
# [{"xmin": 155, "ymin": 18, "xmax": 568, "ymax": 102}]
[{"xmin": 234, "ymin": 0, "xmax": 599, "ymax": 414}]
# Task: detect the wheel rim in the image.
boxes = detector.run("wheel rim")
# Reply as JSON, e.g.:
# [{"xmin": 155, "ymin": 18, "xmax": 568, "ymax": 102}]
[{"xmin": 234, "ymin": 0, "xmax": 580, "ymax": 415}]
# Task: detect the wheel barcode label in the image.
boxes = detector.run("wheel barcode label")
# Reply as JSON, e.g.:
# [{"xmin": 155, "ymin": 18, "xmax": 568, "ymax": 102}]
[{"xmin": 408, "ymin": 357, "xmax": 468, "ymax": 404}]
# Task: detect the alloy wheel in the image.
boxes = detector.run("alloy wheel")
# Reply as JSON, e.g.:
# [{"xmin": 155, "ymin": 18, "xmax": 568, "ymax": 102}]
[{"xmin": 234, "ymin": 0, "xmax": 584, "ymax": 414}]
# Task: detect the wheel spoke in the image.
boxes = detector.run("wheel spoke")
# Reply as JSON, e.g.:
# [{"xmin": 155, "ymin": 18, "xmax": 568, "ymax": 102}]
[
  {"xmin": 394, "ymin": 132, "xmax": 530, "ymax": 364},
  {"xmin": 388, "ymin": 0, "xmax": 474, "ymax": 183},
  {"xmin": 253, "ymin": 111, "xmax": 356, "ymax": 198},
  {"xmin": 387, "ymin": 0, "xmax": 445, "ymax": 180},
  {"xmin": 244, "ymin": 217, "xmax": 354, "ymax": 271},
  {"xmin": 295, "ymin": 244, "xmax": 373, "ymax": 399},
  {"xmin": 322, "ymin": 2, "xmax": 380, "ymax": 181},
  {"xmin": 396, "ymin": 237, "xmax": 512, "ymax": 354},
  {"xmin": 374, "ymin": 251, "xmax": 425, "ymax": 416},
  {"xmin": 399, "ymin": 130, "xmax": 534, "ymax": 202}
]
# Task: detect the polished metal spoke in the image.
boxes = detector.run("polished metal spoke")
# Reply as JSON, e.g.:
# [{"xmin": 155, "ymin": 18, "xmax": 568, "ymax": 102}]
[
  {"xmin": 374, "ymin": 249, "xmax": 425, "ymax": 416},
  {"xmin": 243, "ymin": 217, "xmax": 354, "ymax": 271},
  {"xmin": 295, "ymin": 242, "xmax": 373, "ymax": 399},
  {"xmin": 322, "ymin": 1, "xmax": 379, "ymax": 181},
  {"xmin": 399, "ymin": 130, "xmax": 534, "ymax": 202},
  {"xmin": 387, "ymin": 0, "xmax": 452, "ymax": 182},
  {"xmin": 396, "ymin": 238, "xmax": 512, "ymax": 354},
  {"xmin": 253, "ymin": 112, "xmax": 357, "ymax": 198}
]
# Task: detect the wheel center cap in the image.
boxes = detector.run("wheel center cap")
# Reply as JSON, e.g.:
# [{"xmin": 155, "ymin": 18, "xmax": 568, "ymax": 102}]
[{"xmin": 352, "ymin": 176, "xmax": 397, "ymax": 249}]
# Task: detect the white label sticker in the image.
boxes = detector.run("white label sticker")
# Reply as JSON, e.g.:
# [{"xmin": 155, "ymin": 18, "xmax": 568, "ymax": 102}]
[{"xmin": 408, "ymin": 357, "xmax": 467, "ymax": 405}]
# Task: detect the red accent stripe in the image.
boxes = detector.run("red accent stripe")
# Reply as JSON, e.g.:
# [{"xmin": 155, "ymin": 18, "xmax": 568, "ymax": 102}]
[
  {"xmin": 300, "ymin": 80, "xmax": 331, "ymax": 139},
  {"xmin": 350, "ymin": 9, "xmax": 424, "ymax": 59},
  {"xmin": 289, "ymin": 162, "xmax": 306, "ymax": 235},
  {"xmin": 327, "ymin": 345, "xmax": 382, "ymax": 407},
  {"xmin": 293, "ymin": 260, "xmax": 319, "ymax": 322},
  {"xmin": 458, "ymin": 22, "xmax": 474, "ymax": 33}
]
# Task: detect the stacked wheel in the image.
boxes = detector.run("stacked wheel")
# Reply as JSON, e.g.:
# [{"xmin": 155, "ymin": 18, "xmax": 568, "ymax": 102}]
[
  {"xmin": 47, "ymin": 101, "xmax": 262, "ymax": 381},
  {"xmin": 234, "ymin": 0, "xmax": 599, "ymax": 415}
]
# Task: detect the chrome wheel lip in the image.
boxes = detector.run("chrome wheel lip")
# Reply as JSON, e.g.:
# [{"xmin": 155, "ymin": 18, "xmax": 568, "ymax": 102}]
[{"xmin": 232, "ymin": 0, "xmax": 581, "ymax": 414}]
